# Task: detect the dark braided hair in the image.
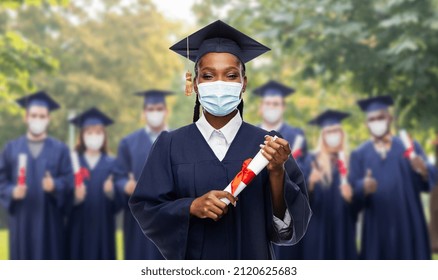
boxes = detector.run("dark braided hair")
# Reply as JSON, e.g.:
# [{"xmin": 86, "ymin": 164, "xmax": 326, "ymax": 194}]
[{"xmin": 192, "ymin": 57, "xmax": 246, "ymax": 122}]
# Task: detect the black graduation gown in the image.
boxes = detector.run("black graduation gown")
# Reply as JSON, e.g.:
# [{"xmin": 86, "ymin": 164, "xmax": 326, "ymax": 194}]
[
  {"xmin": 0, "ymin": 136, "xmax": 73, "ymax": 259},
  {"xmin": 129, "ymin": 122, "xmax": 311, "ymax": 259},
  {"xmin": 113, "ymin": 129, "xmax": 164, "ymax": 259},
  {"xmin": 349, "ymin": 137, "xmax": 437, "ymax": 259},
  {"xmin": 66, "ymin": 154, "xmax": 123, "ymax": 259}
]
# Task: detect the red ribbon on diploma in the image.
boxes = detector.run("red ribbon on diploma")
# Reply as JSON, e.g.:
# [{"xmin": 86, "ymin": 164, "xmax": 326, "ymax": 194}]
[
  {"xmin": 75, "ymin": 167, "xmax": 90, "ymax": 187},
  {"xmin": 230, "ymin": 158, "xmax": 256, "ymax": 195},
  {"xmin": 18, "ymin": 168, "xmax": 26, "ymax": 185},
  {"xmin": 403, "ymin": 141, "xmax": 415, "ymax": 159},
  {"xmin": 337, "ymin": 159, "xmax": 348, "ymax": 177},
  {"xmin": 292, "ymin": 149, "xmax": 302, "ymax": 159}
]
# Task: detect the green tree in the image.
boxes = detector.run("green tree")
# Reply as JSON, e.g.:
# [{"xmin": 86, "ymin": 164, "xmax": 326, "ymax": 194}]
[
  {"xmin": 192, "ymin": 0, "xmax": 438, "ymax": 151},
  {"xmin": 1, "ymin": 0, "xmax": 189, "ymax": 150}
]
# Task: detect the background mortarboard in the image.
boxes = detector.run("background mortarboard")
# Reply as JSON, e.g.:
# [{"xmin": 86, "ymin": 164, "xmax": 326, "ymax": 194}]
[
  {"xmin": 69, "ymin": 107, "xmax": 114, "ymax": 127},
  {"xmin": 16, "ymin": 90, "xmax": 60, "ymax": 111},
  {"xmin": 134, "ymin": 89, "xmax": 173, "ymax": 105},
  {"xmin": 252, "ymin": 80, "xmax": 295, "ymax": 98},
  {"xmin": 169, "ymin": 20, "xmax": 270, "ymax": 63},
  {"xmin": 309, "ymin": 109, "xmax": 350, "ymax": 128},
  {"xmin": 357, "ymin": 95, "xmax": 394, "ymax": 113}
]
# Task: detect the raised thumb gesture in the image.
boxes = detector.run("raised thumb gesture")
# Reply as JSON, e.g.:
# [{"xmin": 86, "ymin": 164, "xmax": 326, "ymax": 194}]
[{"xmin": 42, "ymin": 171, "xmax": 55, "ymax": 193}]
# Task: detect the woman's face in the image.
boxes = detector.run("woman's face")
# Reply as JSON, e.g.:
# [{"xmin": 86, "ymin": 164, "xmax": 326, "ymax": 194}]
[
  {"xmin": 322, "ymin": 125, "xmax": 344, "ymax": 150},
  {"xmin": 194, "ymin": 52, "xmax": 247, "ymax": 94},
  {"xmin": 82, "ymin": 125, "xmax": 106, "ymax": 152}
]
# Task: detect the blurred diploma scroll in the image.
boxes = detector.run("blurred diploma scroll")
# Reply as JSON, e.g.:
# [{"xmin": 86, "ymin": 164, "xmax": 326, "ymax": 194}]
[
  {"xmin": 18, "ymin": 153, "xmax": 27, "ymax": 186},
  {"xmin": 71, "ymin": 151, "xmax": 85, "ymax": 188},
  {"xmin": 399, "ymin": 129, "xmax": 417, "ymax": 159},
  {"xmin": 291, "ymin": 135, "xmax": 304, "ymax": 158},
  {"xmin": 221, "ymin": 136, "xmax": 278, "ymax": 205},
  {"xmin": 337, "ymin": 151, "xmax": 348, "ymax": 185}
]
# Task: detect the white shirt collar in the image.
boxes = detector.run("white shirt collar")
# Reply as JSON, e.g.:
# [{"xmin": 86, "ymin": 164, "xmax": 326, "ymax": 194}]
[{"xmin": 196, "ymin": 110, "xmax": 243, "ymax": 145}]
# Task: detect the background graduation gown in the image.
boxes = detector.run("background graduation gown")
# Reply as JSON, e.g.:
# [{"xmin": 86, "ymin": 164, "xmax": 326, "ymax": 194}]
[
  {"xmin": 0, "ymin": 136, "xmax": 73, "ymax": 259},
  {"xmin": 349, "ymin": 137, "xmax": 437, "ymax": 259},
  {"xmin": 299, "ymin": 154, "xmax": 358, "ymax": 260},
  {"xmin": 66, "ymin": 154, "xmax": 123, "ymax": 259},
  {"xmin": 129, "ymin": 122, "xmax": 312, "ymax": 260},
  {"xmin": 273, "ymin": 123, "xmax": 308, "ymax": 260},
  {"xmin": 113, "ymin": 129, "xmax": 164, "ymax": 259}
]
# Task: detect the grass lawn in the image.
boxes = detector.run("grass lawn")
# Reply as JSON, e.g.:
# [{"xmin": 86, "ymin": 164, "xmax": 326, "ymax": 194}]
[
  {"xmin": 0, "ymin": 229, "xmax": 124, "ymax": 260},
  {"xmin": 0, "ymin": 229, "xmax": 8, "ymax": 260},
  {"xmin": 0, "ymin": 228, "xmax": 437, "ymax": 260}
]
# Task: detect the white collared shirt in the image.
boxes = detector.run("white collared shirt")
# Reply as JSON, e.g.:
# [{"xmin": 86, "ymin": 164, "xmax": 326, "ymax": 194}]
[
  {"xmin": 195, "ymin": 111, "xmax": 242, "ymax": 161},
  {"xmin": 195, "ymin": 110, "xmax": 292, "ymax": 237}
]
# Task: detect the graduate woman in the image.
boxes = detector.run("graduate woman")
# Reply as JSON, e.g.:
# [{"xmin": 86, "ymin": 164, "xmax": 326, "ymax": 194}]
[
  {"xmin": 129, "ymin": 20, "xmax": 311, "ymax": 260},
  {"xmin": 66, "ymin": 108, "xmax": 123, "ymax": 260},
  {"xmin": 301, "ymin": 110, "xmax": 358, "ymax": 260},
  {"xmin": 0, "ymin": 91, "xmax": 73, "ymax": 259}
]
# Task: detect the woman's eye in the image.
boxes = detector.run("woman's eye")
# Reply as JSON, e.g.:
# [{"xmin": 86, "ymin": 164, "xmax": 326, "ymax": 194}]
[
  {"xmin": 202, "ymin": 74, "xmax": 213, "ymax": 80},
  {"xmin": 227, "ymin": 73, "xmax": 238, "ymax": 79}
]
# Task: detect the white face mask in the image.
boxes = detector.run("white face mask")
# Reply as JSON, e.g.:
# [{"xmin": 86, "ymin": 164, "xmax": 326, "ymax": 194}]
[
  {"xmin": 84, "ymin": 134, "xmax": 105, "ymax": 151},
  {"xmin": 197, "ymin": 81, "xmax": 243, "ymax": 117},
  {"xmin": 262, "ymin": 108, "xmax": 283, "ymax": 124},
  {"xmin": 324, "ymin": 132, "xmax": 342, "ymax": 148},
  {"xmin": 146, "ymin": 111, "xmax": 165, "ymax": 128},
  {"xmin": 28, "ymin": 119, "xmax": 49, "ymax": 135},
  {"xmin": 368, "ymin": 120, "xmax": 388, "ymax": 138}
]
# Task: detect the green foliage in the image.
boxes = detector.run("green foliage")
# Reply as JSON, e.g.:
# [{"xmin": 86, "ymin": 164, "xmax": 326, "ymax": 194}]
[
  {"xmin": 0, "ymin": 0, "xmax": 187, "ymax": 150},
  {"xmin": 192, "ymin": 0, "xmax": 438, "ymax": 152}
]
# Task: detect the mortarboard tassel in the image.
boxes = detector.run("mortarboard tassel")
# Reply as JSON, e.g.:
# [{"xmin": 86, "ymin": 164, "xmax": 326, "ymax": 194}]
[
  {"xmin": 185, "ymin": 36, "xmax": 193, "ymax": 96},
  {"xmin": 185, "ymin": 71, "xmax": 193, "ymax": 96}
]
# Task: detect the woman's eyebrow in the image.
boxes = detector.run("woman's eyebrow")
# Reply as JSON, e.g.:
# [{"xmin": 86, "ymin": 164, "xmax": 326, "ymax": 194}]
[{"xmin": 199, "ymin": 66, "xmax": 216, "ymax": 72}]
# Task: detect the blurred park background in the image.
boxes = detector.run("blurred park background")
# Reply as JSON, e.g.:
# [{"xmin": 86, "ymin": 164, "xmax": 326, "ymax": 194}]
[{"xmin": 1, "ymin": 0, "xmax": 438, "ymax": 259}]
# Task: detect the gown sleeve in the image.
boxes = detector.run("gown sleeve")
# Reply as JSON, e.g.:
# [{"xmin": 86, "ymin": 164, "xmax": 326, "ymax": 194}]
[
  {"xmin": 413, "ymin": 141, "xmax": 438, "ymax": 192},
  {"xmin": 113, "ymin": 138, "xmax": 131, "ymax": 199},
  {"xmin": 50, "ymin": 144, "xmax": 74, "ymax": 211},
  {"xmin": 348, "ymin": 149, "xmax": 366, "ymax": 211},
  {"xmin": 270, "ymin": 148, "xmax": 312, "ymax": 246},
  {"xmin": 128, "ymin": 131, "xmax": 194, "ymax": 260},
  {"xmin": 0, "ymin": 142, "xmax": 16, "ymax": 214}
]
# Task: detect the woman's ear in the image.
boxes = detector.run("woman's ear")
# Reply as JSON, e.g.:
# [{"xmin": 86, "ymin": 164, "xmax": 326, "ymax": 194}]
[
  {"xmin": 242, "ymin": 76, "xmax": 248, "ymax": 93},
  {"xmin": 193, "ymin": 76, "xmax": 199, "ymax": 94}
]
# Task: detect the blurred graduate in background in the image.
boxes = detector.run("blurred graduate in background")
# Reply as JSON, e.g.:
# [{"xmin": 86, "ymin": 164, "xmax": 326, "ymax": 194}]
[
  {"xmin": 129, "ymin": 20, "xmax": 311, "ymax": 260},
  {"xmin": 113, "ymin": 90, "xmax": 171, "ymax": 260},
  {"xmin": 66, "ymin": 107, "xmax": 123, "ymax": 260},
  {"xmin": 349, "ymin": 96, "xmax": 438, "ymax": 259},
  {"xmin": 254, "ymin": 80, "xmax": 308, "ymax": 167},
  {"xmin": 254, "ymin": 81, "xmax": 309, "ymax": 260},
  {"xmin": 300, "ymin": 110, "xmax": 358, "ymax": 260},
  {"xmin": 0, "ymin": 91, "xmax": 73, "ymax": 259}
]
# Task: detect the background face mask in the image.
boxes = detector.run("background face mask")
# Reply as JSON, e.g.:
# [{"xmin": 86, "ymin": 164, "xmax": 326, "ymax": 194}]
[
  {"xmin": 146, "ymin": 111, "xmax": 165, "ymax": 128},
  {"xmin": 368, "ymin": 120, "xmax": 388, "ymax": 137},
  {"xmin": 324, "ymin": 132, "xmax": 342, "ymax": 148},
  {"xmin": 263, "ymin": 108, "xmax": 282, "ymax": 124},
  {"xmin": 84, "ymin": 134, "xmax": 105, "ymax": 151},
  {"xmin": 197, "ymin": 81, "xmax": 243, "ymax": 117},
  {"xmin": 28, "ymin": 119, "xmax": 49, "ymax": 135}
]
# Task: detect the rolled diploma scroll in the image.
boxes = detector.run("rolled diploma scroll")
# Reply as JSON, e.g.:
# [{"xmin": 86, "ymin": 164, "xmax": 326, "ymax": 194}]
[
  {"xmin": 17, "ymin": 153, "xmax": 27, "ymax": 186},
  {"xmin": 291, "ymin": 135, "xmax": 304, "ymax": 158},
  {"xmin": 70, "ymin": 151, "xmax": 82, "ymax": 187},
  {"xmin": 221, "ymin": 136, "xmax": 278, "ymax": 205},
  {"xmin": 399, "ymin": 129, "xmax": 417, "ymax": 159},
  {"xmin": 337, "ymin": 151, "xmax": 348, "ymax": 185}
]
